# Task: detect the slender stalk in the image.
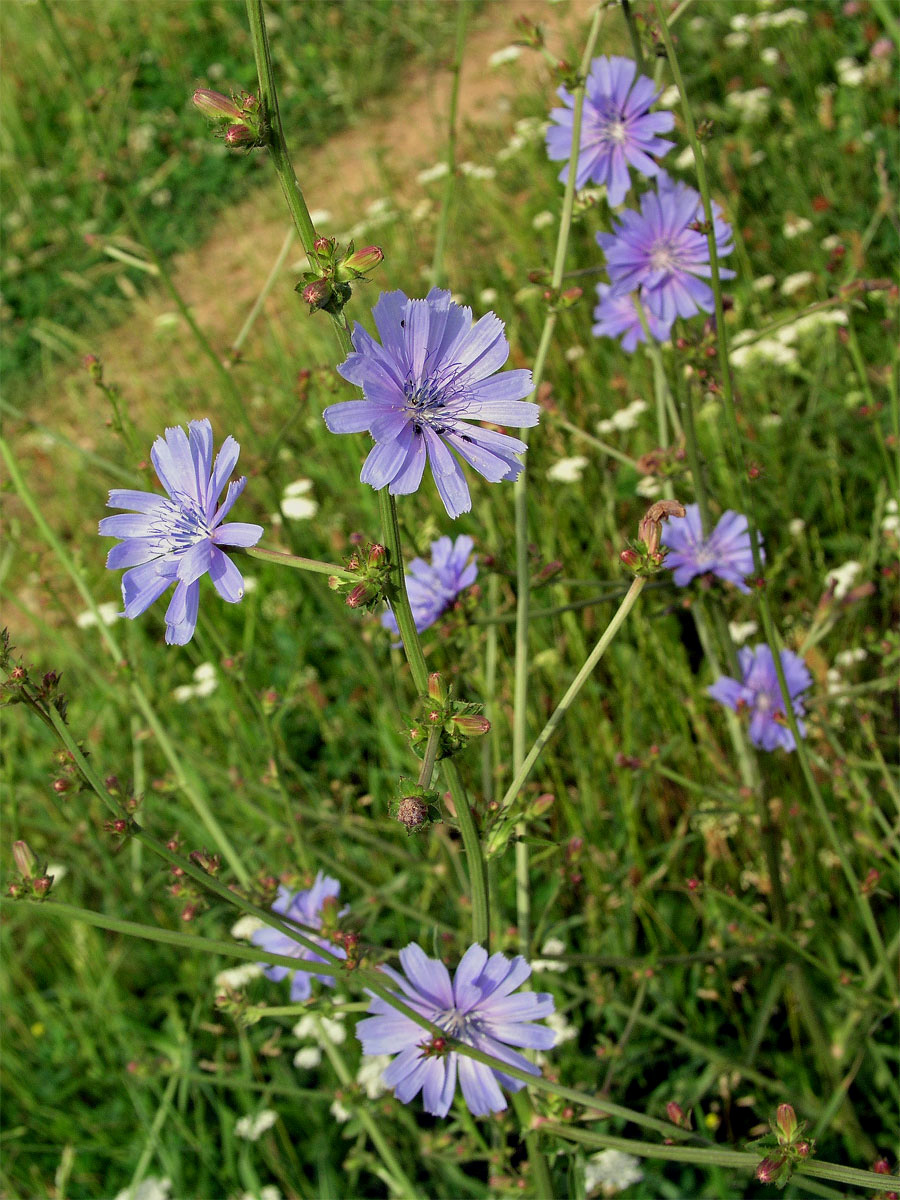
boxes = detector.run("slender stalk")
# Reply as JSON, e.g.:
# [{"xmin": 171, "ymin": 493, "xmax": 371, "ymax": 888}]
[
  {"xmin": 486, "ymin": 577, "xmax": 647, "ymax": 857},
  {"xmin": 621, "ymin": 0, "xmax": 646, "ymax": 74},
  {"xmin": 314, "ymin": 1016, "xmax": 417, "ymax": 1198},
  {"xmin": 512, "ymin": 1091, "xmax": 554, "ymax": 1199},
  {"xmin": 430, "ymin": 0, "xmax": 469, "ymax": 287},
  {"xmin": 243, "ymin": 545, "xmax": 351, "ymax": 579},
  {"xmin": 511, "ymin": 2, "xmax": 606, "ymax": 949},
  {"xmin": 652, "ymin": 0, "xmax": 897, "ymax": 1000},
  {"xmin": 230, "ymin": 226, "xmax": 296, "ymax": 358}
]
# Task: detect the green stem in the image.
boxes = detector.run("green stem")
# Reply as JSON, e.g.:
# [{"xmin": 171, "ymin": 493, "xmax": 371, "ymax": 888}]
[
  {"xmin": 512, "ymin": 1091, "xmax": 554, "ymax": 1198},
  {"xmin": 243, "ymin": 545, "xmax": 351, "ymax": 579},
  {"xmin": 445, "ymin": 759, "xmax": 490, "ymax": 946},
  {"xmin": 486, "ymin": 577, "xmax": 647, "ymax": 858},
  {"xmin": 314, "ymin": 1016, "xmax": 417, "ymax": 1198},
  {"xmin": 416, "ymin": 726, "xmax": 442, "ymax": 790},
  {"xmin": 652, "ymin": 0, "xmax": 897, "ymax": 1003},
  {"xmin": 511, "ymin": 0, "xmax": 607, "ymax": 951},
  {"xmin": 430, "ymin": 0, "xmax": 469, "ymax": 287}
]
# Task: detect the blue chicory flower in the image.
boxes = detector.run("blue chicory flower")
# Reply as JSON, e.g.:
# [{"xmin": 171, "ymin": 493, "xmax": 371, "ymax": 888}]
[
  {"xmin": 596, "ymin": 173, "xmax": 734, "ymax": 325},
  {"xmin": 708, "ymin": 644, "xmax": 812, "ymax": 752},
  {"xmin": 322, "ymin": 288, "xmax": 539, "ymax": 519},
  {"xmin": 98, "ymin": 419, "xmax": 262, "ymax": 645},
  {"xmin": 661, "ymin": 504, "xmax": 762, "ymax": 593},
  {"xmin": 382, "ymin": 534, "xmax": 477, "ymax": 637},
  {"xmin": 356, "ymin": 943, "xmax": 556, "ymax": 1118},
  {"xmin": 592, "ymin": 282, "xmax": 673, "ymax": 351},
  {"xmin": 545, "ymin": 55, "xmax": 674, "ymax": 206},
  {"xmin": 250, "ymin": 873, "xmax": 347, "ymax": 1003}
]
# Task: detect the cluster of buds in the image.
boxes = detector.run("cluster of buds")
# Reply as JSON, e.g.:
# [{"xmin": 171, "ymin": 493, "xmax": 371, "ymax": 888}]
[
  {"xmin": 2, "ymin": 631, "xmax": 68, "ymax": 726},
  {"xmin": 167, "ymin": 850, "xmax": 208, "ymax": 921},
  {"xmin": 191, "ymin": 89, "xmax": 266, "ymax": 149},
  {"xmin": 407, "ymin": 673, "xmax": 491, "ymax": 761},
  {"xmin": 389, "ymin": 783, "xmax": 442, "ymax": 834},
  {"xmin": 188, "ymin": 848, "xmax": 222, "ymax": 877},
  {"xmin": 635, "ymin": 440, "xmax": 687, "ymax": 481},
  {"xmin": 7, "ymin": 841, "xmax": 54, "ymax": 901},
  {"xmin": 620, "ymin": 500, "xmax": 686, "ymax": 576},
  {"xmin": 513, "ymin": 15, "xmax": 544, "ymax": 48},
  {"xmin": 553, "ymin": 59, "xmax": 582, "ymax": 90},
  {"xmin": 541, "ymin": 284, "xmax": 583, "ymax": 312},
  {"xmin": 328, "ymin": 543, "xmax": 391, "ymax": 612},
  {"xmin": 753, "ymin": 1104, "xmax": 814, "ymax": 1187},
  {"xmin": 296, "ymin": 237, "xmax": 384, "ymax": 317}
]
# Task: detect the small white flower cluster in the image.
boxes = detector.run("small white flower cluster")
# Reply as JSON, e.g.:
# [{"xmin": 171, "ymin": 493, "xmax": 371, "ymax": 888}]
[
  {"xmin": 583, "ymin": 1148, "xmax": 644, "ymax": 1194},
  {"xmin": 546, "ymin": 456, "xmax": 589, "ymax": 484},
  {"xmin": 488, "ymin": 44, "xmax": 522, "ymax": 68},
  {"xmin": 882, "ymin": 498, "xmax": 899, "ymax": 534},
  {"xmin": 460, "ymin": 162, "xmax": 496, "ymax": 181},
  {"xmin": 531, "ymin": 936, "xmax": 568, "ymax": 972},
  {"xmin": 416, "ymin": 161, "xmax": 449, "ymax": 186},
  {"xmin": 497, "ymin": 116, "xmax": 549, "ymax": 162},
  {"xmin": 781, "ymin": 271, "xmax": 816, "ymax": 296},
  {"xmin": 236, "ymin": 1187, "xmax": 282, "ymax": 1200},
  {"xmin": 532, "ymin": 210, "xmax": 555, "ymax": 230},
  {"xmin": 825, "ymin": 559, "xmax": 862, "ymax": 601},
  {"xmin": 835, "ymin": 56, "xmax": 866, "ymax": 87},
  {"xmin": 172, "ymin": 662, "xmax": 218, "ymax": 704},
  {"xmin": 782, "ymin": 215, "xmax": 813, "ymax": 239},
  {"xmin": 596, "ymin": 398, "xmax": 648, "ymax": 436},
  {"xmin": 725, "ymin": 87, "xmax": 771, "ymax": 122},
  {"xmin": 731, "ymin": 309, "xmax": 847, "ymax": 369},
  {"xmin": 235, "ymin": 1109, "xmax": 277, "ymax": 1141},
  {"xmin": 214, "ymin": 962, "xmax": 263, "ymax": 992},
  {"xmin": 75, "ymin": 600, "xmax": 120, "ymax": 629},
  {"xmin": 114, "ymin": 1180, "xmax": 172, "ymax": 1200},
  {"xmin": 728, "ymin": 620, "xmax": 758, "ymax": 645},
  {"xmin": 292, "ymin": 1011, "xmax": 346, "ymax": 1070},
  {"xmin": 729, "ymin": 7, "xmax": 807, "ymax": 32},
  {"xmin": 279, "ymin": 478, "xmax": 318, "ymax": 521}
]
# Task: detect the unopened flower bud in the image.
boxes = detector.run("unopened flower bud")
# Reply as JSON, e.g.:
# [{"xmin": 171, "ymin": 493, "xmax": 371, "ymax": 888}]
[
  {"xmin": 345, "ymin": 583, "xmax": 374, "ymax": 609},
  {"xmin": 224, "ymin": 123, "xmax": 256, "ymax": 148},
  {"xmin": 12, "ymin": 840, "xmax": 36, "ymax": 878},
  {"xmin": 427, "ymin": 672, "xmax": 446, "ymax": 704},
  {"xmin": 314, "ymin": 235, "xmax": 333, "ymax": 255},
  {"xmin": 301, "ymin": 277, "xmax": 332, "ymax": 311},
  {"xmin": 32, "ymin": 875, "xmax": 52, "ymax": 896},
  {"xmin": 192, "ymin": 89, "xmax": 243, "ymax": 122},
  {"xmin": 335, "ymin": 245, "xmax": 384, "ymax": 282},
  {"xmin": 756, "ymin": 1154, "xmax": 786, "ymax": 1184},
  {"xmin": 775, "ymin": 1103, "xmax": 798, "ymax": 1143},
  {"xmin": 366, "ymin": 543, "xmax": 386, "ymax": 568},
  {"xmin": 666, "ymin": 1101, "xmax": 686, "ymax": 1126},
  {"xmin": 530, "ymin": 793, "xmax": 554, "ymax": 817},
  {"xmin": 620, "ymin": 547, "xmax": 641, "ymax": 569},
  {"xmin": 450, "ymin": 713, "xmax": 491, "ymax": 738}
]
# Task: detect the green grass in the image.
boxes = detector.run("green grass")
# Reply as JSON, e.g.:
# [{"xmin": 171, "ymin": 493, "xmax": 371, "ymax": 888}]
[
  {"xmin": 0, "ymin": 0, "xmax": 462, "ymax": 394},
  {"xmin": 2, "ymin": 2, "xmax": 898, "ymax": 1198}
]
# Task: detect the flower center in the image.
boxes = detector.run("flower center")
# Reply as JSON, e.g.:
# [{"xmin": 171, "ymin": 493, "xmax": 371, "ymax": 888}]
[
  {"xmin": 755, "ymin": 692, "xmax": 772, "ymax": 713},
  {"xmin": 433, "ymin": 1005, "xmax": 484, "ymax": 1040},
  {"xmin": 150, "ymin": 494, "xmax": 212, "ymax": 555},
  {"xmin": 402, "ymin": 362, "xmax": 472, "ymax": 434},
  {"xmin": 649, "ymin": 239, "xmax": 680, "ymax": 273},
  {"xmin": 606, "ymin": 118, "xmax": 628, "ymax": 144}
]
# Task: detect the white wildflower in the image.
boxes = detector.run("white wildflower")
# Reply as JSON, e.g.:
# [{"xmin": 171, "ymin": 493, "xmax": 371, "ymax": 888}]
[
  {"xmin": 460, "ymin": 162, "xmax": 496, "ymax": 180},
  {"xmin": 761, "ymin": 47, "xmax": 780, "ymax": 65},
  {"xmin": 752, "ymin": 274, "xmax": 776, "ymax": 292},
  {"xmin": 788, "ymin": 518, "xmax": 805, "ymax": 537},
  {"xmin": 825, "ymin": 560, "xmax": 861, "ymax": 601},
  {"xmin": 242, "ymin": 575, "xmax": 258, "ymax": 594},
  {"xmin": 835, "ymin": 648, "xmax": 867, "ymax": 667},
  {"xmin": 330, "ymin": 1098, "xmax": 351, "ymax": 1123},
  {"xmin": 659, "ymin": 84, "xmax": 680, "ymax": 108},
  {"xmin": 726, "ymin": 87, "xmax": 771, "ymax": 121},
  {"xmin": 497, "ymin": 135, "xmax": 526, "ymax": 161},
  {"xmin": 293, "ymin": 1013, "xmax": 347, "ymax": 1045},
  {"xmin": 479, "ymin": 288, "xmax": 499, "ymax": 307},
  {"xmin": 293, "ymin": 1045, "xmax": 323, "ymax": 1069},
  {"xmin": 820, "ymin": 234, "xmax": 842, "ymax": 251},
  {"xmin": 730, "ymin": 339, "xmax": 797, "ymax": 368},
  {"xmin": 532, "ymin": 210, "xmax": 555, "ymax": 230},
  {"xmin": 882, "ymin": 498, "xmax": 899, "ymax": 534},
  {"xmin": 356, "ymin": 1054, "xmax": 392, "ymax": 1099},
  {"xmin": 636, "ymin": 476, "xmax": 663, "ymax": 498},
  {"xmin": 76, "ymin": 601, "xmax": 120, "ymax": 629},
  {"xmin": 514, "ymin": 116, "xmax": 547, "ymax": 141},
  {"xmin": 231, "ymin": 914, "xmax": 265, "ymax": 940},
  {"xmin": 215, "ymin": 963, "xmax": 263, "ymax": 992},
  {"xmin": 728, "ymin": 620, "xmax": 758, "ymax": 644},
  {"xmin": 238, "ymin": 1189, "xmax": 282, "ymax": 1200},
  {"xmin": 674, "ymin": 144, "xmax": 696, "ymax": 171},
  {"xmin": 532, "ymin": 937, "xmax": 567, "ymax": 973},
  {"xmin": 836, "ymin": 56, "xmax": 865, "ymax": 86},
  {"xmin": 729, "ymin": 12, "xmax": 751, "ymax": 31},
  {"xmin": 281, "ymin": 477, "xmax": 318, "ymax": 521},
  {"xmin": 114, "ymin": 1179, "xmax": 172, "ymax": 1200},
  {"xmin": 546, "ymin": 456, "xmax": 589, "ymax": 484},
  {"xmin": 584, "ymin": 1148, "xmax": 644, "ymax": 1194},
  {"xmin": 783, "ymin": 215, "xmax": 812, "ymax": 239},
  {"xmin": 46, "ymin": 862, "xmax": 67, "ymax": 882},
  {"xmin": 781, "ymin": 271, "xmax": 816, "ymax": 296},
  {"xmin": 416, "ymin": 162, "xmax": 449, "ymax": 185},
  {"xmin": 766, "ymin": 7, "xmax": 807, "ymax": 27},
  {"xmin": 489, "ymin": 45, "xmax": 522, "ymax": 68},
  {"xmin": 235, "ymin": 1110, "xmax": 277, "ymax": 1141},
  {"xmin": 724, "ymin": 30, "xmax": 750, "ymax": 48},
  {"xmin": 172, "ymin": 662, "xmax": 218, "ymax": 704},
  {"xmin": 546, "ymin": 1010, "xmax": 577, "ymax": 1045},
  {"xmin": 565, "ymin": 344, "xmax": 585, "ymax": 362}
]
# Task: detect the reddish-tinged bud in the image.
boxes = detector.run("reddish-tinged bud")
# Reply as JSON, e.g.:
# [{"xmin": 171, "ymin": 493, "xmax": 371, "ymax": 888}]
[
  {"xmin": 687, "ymin": 877, "xmax": 700, "ymax": 891},
  {"xmin": 775, "ymin": 1103, "xmax": 798, "ymax": 1142},
  {"xmin": 345, "ymin": 583, "xmax": 372, "ymax": 609},
  {"xmin": 10, "ymin": 665, "xmax": 27, "ymax": 682},
  {"xmin": 12, "ymin": 841, "xmax": 36, "ymax": 878},
  {"xmin": 301, "ymin": 277, "xmax": 332, "ymax": 310},
  {"xmin": 666, "ymin": 1101, "xmax": 686, "ymax": 1126},
  {"xmin": 794, "ymin": 1141, "xmax": 811, "ymax": 1158},
  {"xmin": 313, "ymin": 236, "xmax": 333, "ymax": 254},
  {"xmin": 366, "ymin": 543, "xmax": 386, "ymax": 568},
  {"xmin": 192, "ymin": 89, "xmax": 243, "ymax": 122},
  {"xmin": 181, "ymin": 903, "xmax": 198, "ymax": 922},
  {"xmin": 874, "ymin": 1160, "xmax": 892, "ymax": 1174},
  {"xmin": 530, "ymin": 793, "xmax": 554, "ymax": 817},
  {"xmin": 224, "ymin": 122, "xmax": 256, "ymax": 147},
  {"xmin": 52, "ymin": 778, "xmax": 70, "ymax": 795},
  {"xmin": 756, "ymin": 1155, "xmax": 786, "ymax": 1184},
  {"xmin": 337, "ymin": 245, "xmax": 384, "ymax": 281},
  {"xmin": 450, "ymin": 714, "xmax": 491, "ymax": 738},
  {"xmin": 620, "ymin": 547, "xmax": 641, "ymax": 569},
  {"xmin": 427, "ymin": 673, "xmax": 445, "ymax": 704},
  {"xmin": 32, "ymin": 875, "xmax": 51, "ymax": 896},
  {"xmin": 559, "ymin": 286, "xmax": 582, "ymax": 306}
]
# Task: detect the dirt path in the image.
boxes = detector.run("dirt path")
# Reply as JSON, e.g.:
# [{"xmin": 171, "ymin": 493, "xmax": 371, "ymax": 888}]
[{"xmin": 23, "ymin": 0, "xmax": 597, "ymax": 438}]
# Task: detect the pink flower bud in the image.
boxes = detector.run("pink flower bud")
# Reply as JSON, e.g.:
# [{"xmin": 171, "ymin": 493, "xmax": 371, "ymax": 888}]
[
  {"xmin": 427, "ymin": 673, "xmax": 446, "ymax": 704},
  {"xmin": 13, "ymin": 841, "xmax": 36, "ymax": 878},
  {"xmin": 224, "ymin": 123, "xmax": 258, "ymax": 148},
  {"xmin": 756, "ymin": 1154, "xmax": 786, "ymax": 1184},
  {"xmin": 775, "ymin": 1103, "xmax": 798, "ymax": 1142},
  {"xmin": 337, "ymin": 245, "xmax": 384, "ymax": 280},
  {"xmin": 301, "ymin": 278, "xmax": 332, "ymax": 309},
  {"xmin": 192, "ymin": 89, "xmax": 243, "ymax": 122},
  {"xmin": 450, "ymin": 714, "xmax": 491, "ymax": 738},
  {"xmin": 666, "ymin": 1101, "xmax": 686, "ymax": 1126}
]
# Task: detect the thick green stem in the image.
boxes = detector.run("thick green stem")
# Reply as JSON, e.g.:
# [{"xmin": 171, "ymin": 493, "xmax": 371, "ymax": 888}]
[
  {"xmin": 243, "ymin": 545, "xmax": 351, "ymax": 579},
  {"xmin": 652, "ymin": 0, "xmax": 896, "ymax": 1000}
]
